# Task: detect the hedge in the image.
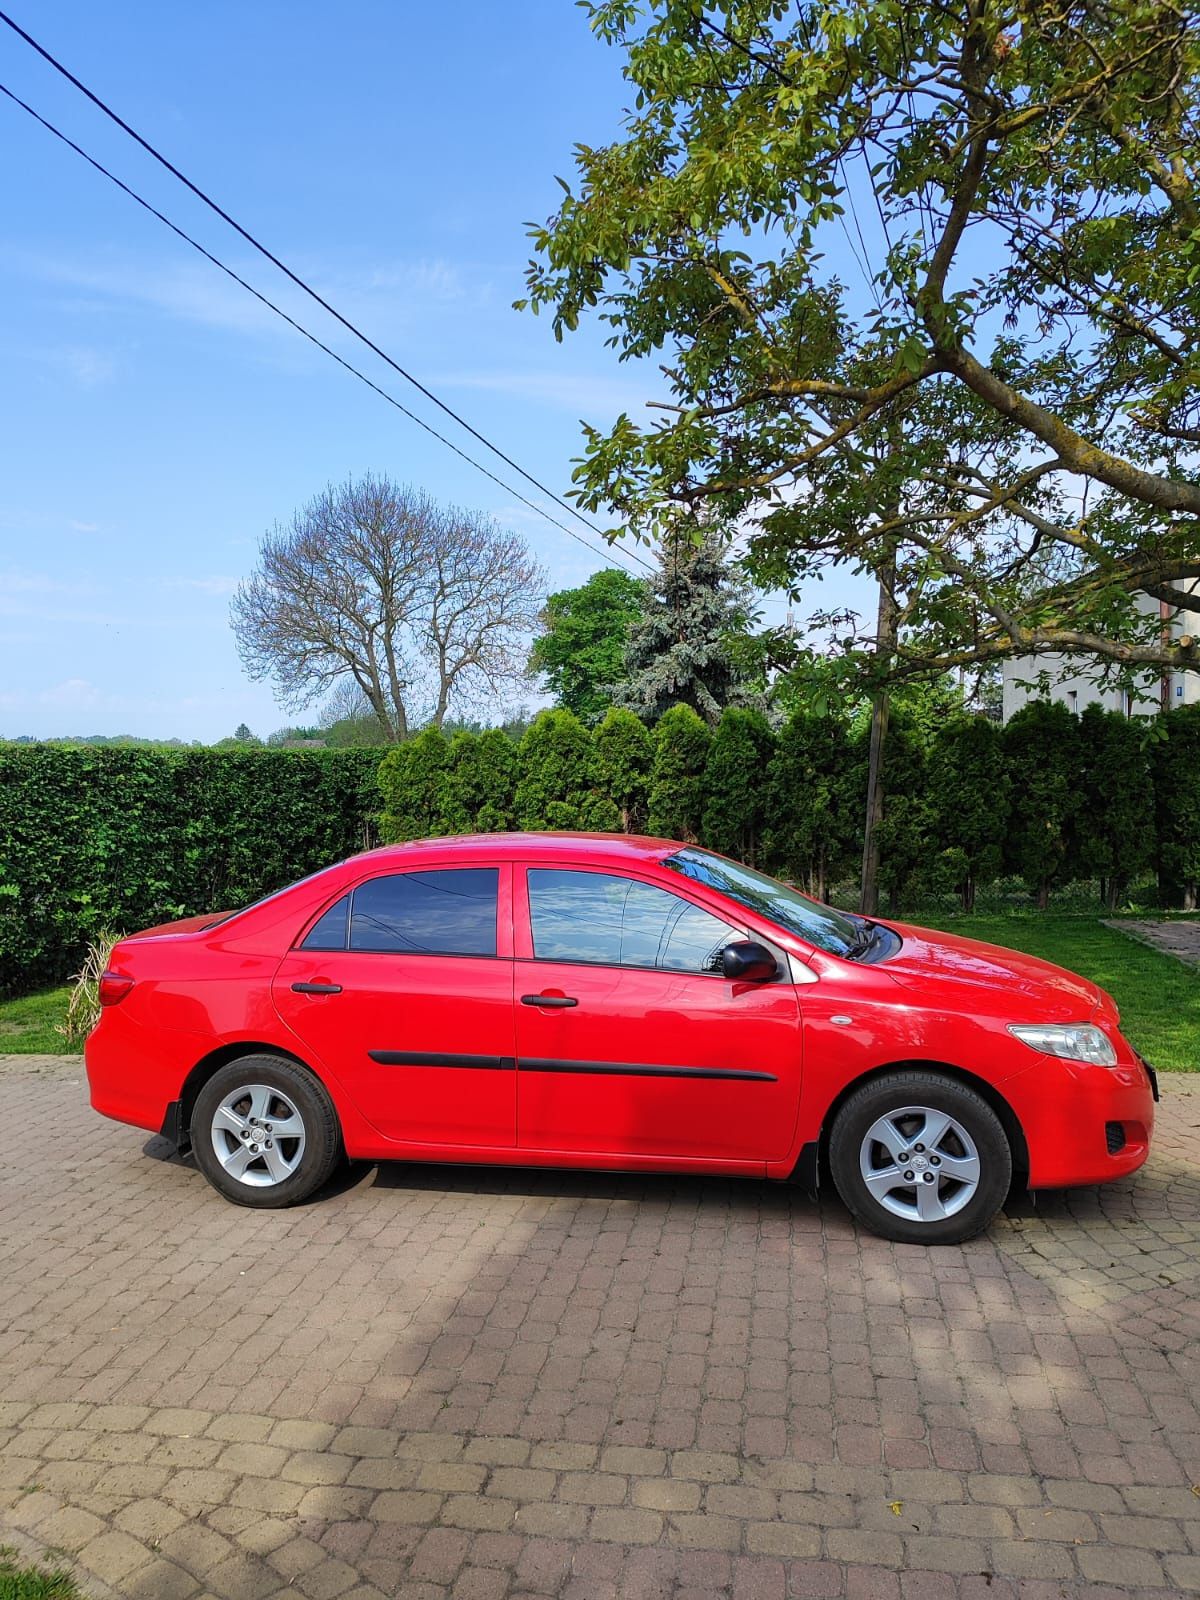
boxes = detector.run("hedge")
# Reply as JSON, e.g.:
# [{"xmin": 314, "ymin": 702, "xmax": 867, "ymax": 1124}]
[
  {"xmin": 0, "ymin": 747, "xmax": 380, "ymax": 997},
  {"xmin": 6, "ymin": 699, "xmax": 1199, "ymax": 998}
]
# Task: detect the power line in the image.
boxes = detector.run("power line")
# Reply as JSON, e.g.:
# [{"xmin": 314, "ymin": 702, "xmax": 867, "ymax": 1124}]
[
  {"xmin": 0, "ymin": 78, "xmax": 647, "ymax": 577},
  {"xmin": 0, "ymin": 7, "xmax": 653, "ymax": 572}
]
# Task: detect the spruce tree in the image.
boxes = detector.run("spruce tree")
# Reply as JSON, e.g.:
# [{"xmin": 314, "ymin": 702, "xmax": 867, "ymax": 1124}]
[
  {"xmin": 611, "ymin": 527, "xmax": 759, "ymax": 726},
  {"xmin": 646, "ymin": 704, "xmax": 711, "ymax": 841}
]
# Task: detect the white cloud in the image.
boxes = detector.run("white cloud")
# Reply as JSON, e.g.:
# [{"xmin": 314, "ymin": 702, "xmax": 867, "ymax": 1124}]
[
  {"xmin": 68, "ymin": 520, "xmax": 101, "ymax": 534},
  {"xmin": 159, "ymin": 575, "xmax": 241, "ymax": 597},
  {"xmin": 437, "ymin": 368, "xmax": 656, "ymax": 417}
]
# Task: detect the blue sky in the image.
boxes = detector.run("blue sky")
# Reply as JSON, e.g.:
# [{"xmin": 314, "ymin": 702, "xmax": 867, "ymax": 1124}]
[{"xmin": 0, "ymin": 3, "xmax": 867, "ymax": 741}]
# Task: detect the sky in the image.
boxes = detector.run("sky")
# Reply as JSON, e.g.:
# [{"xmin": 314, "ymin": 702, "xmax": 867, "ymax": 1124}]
[{"xmin": 0, "ymin": 2, "xmax": 868, "ymax": 742}]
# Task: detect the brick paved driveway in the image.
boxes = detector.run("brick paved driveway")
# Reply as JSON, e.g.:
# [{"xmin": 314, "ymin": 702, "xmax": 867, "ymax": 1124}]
[{"xmin": 1, "ymin": 1056, "xmax": 1198, "ymax": 1600}]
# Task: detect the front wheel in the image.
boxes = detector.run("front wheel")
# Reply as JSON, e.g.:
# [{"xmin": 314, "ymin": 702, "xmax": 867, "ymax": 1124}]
[
  {"xmin": 191, "ymin": 1055, "xmax": 343, "ymax": 1208},
  {"xmin": 829, "ymin": 1070, "xmax": 1012, "ymax": 1244}
]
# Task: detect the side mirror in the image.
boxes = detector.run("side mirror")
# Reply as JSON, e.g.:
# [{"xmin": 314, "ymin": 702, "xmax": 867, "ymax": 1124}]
[{"xmin": 720, "ymin": 940, "xmax": 778, "ymax": 983}]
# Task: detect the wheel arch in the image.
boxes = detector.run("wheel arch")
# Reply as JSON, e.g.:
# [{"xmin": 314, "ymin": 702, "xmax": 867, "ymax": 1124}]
[
  {"xmin": 814, "ymin": 1059, "xmax": 1029, "ymax": 1186},
  {"xmin": 178, "ymin": 1041, "xmax": 327, "ymax": 1142}
]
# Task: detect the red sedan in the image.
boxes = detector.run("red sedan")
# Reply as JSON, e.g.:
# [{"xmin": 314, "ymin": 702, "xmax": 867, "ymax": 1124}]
[{"xmin": 86, "ymin": 833, "xmax": 1156, "ymax": 1244}]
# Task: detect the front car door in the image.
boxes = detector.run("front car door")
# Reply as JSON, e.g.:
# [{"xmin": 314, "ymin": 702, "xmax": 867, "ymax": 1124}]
[
  {"xmin": 273, "ymin": 862, "xmax": 516, "ymax": 1148},
  {"xmin": 513, "ymin": 865, "xmax": 802, "ymax": 1164}
]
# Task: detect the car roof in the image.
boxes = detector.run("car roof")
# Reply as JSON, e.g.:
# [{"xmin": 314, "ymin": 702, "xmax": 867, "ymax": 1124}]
[{"xmin": 349, "ymin": 832, "xmax": 680, "ymax": 869}]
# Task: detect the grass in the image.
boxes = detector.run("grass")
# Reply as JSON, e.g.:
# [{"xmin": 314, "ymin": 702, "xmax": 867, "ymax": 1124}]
[
  {"xmin": 0, "ymin": 987, "xmax": 72, "ymax": 1054},
  {"xmin": 0, "ymin": 1549, "xmax": 84, "ymax": 1600},
  {"xmin": 1, "ymin": 914, "xmax": 1195, "ymax": 1069},
  {"xmin": 917, "ymin": 913, "xmax": 1199, "ymax": 1072}
]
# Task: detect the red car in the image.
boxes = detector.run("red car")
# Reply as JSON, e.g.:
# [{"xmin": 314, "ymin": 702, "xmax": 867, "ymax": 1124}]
[{"xmin": 86, "ymin": 833, "xmax": 1156, "ymax": 1244}]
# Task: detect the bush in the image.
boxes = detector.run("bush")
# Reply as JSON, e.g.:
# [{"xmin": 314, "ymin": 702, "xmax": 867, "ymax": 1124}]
[
  {"xmin": 0, "ymin": 746, "xmax": 380, "ymax": 997},
  {"xmin": 1003, "ymin": 701, "xmax": 1083, "ymax": 909},
  {"xmin": 701, "ymin": 708, "xmax": 775, "ymax": 866},
  {"xmin": 514, "ymin": 710, "xmax": 621, "ymax": 831},
  {"xmin": 1153, "ymin": 703, "xmax": 1200, "ymax": 909},
  {"xmin": 647, "ymin": 704, "xmax": 711, "ymax": 841}
]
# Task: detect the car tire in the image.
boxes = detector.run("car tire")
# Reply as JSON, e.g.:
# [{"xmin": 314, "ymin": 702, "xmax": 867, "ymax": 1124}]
[
  {"xmin": 191, "ymin": 1054, "xmax": 343, "ymax": 1209},
  {"xmin": 829, "ymin": 1070, "xmax": 1012, "ymax": 1245}
]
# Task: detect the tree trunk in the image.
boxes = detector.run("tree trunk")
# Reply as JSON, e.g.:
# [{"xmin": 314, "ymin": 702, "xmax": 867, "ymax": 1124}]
[
  {"xmin": 1037, "ymin": 881, "xmax": 1050, "ymax": 911},
  {"xmin": 963, "ymin": 875, "xmax": 975, "ymax": 913},
  {"xmin": 860, "ymin": 558, "xmax": 899, "ymax": 916}
]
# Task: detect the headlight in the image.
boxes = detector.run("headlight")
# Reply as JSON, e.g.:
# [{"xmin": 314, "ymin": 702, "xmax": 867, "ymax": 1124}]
[{"xmin": 1008, "ymin": 1023, "xmax": 1118, "ymax": 1066}]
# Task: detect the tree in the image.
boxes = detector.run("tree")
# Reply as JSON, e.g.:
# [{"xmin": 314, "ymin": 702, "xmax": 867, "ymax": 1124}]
[
  {"xmin": 521, "ymin": 1, "xmax": 1200, "ymax": 694},
  {"xmin": 233, "ymin": 724, "xmax": 260, "ymax": 746},
  {"xmin": 1076, "ymin": 706, "xmax": 1154, "ymax": 910},
  {"xmin": 231, "ymin": 476, "xmax": 544, "ymax": 742},
  {"xmin": 1153, "ymin": 705, "xmax": 1200, "ymax": 909},
  {"xmin": 701, "ymin": 708, "xmax": 775, "ymax": 865},
  {"xmin": 378, "ymin": 727, "xmax": 450, "ymax": 843},
  {"xmin": 611, "ymin": 525, "xmax": 761, "ymax": 725},
  {"xmin": 646, "ymin": 703, "xmax": 711, "ymax": 840},
  {"xmin": 594, "ymin": 708, "xmax": 654, "ymax": 832},
  {"xmin": 528, "ymin": 569, "xmax": 645, "ymax": 722},
  {"xmin": 764, "ymin": 712, "xmax": 854, "ymax": 902},
  {"xmin": 870, "ymin": 715, "xmax": 931, "ymax": 913},
  {"xmin": 441, "ymin": 728, "xmax": 518, "ymax": 834},
  {"xmin": 514, "ymin": 710, "xmax": 621, "ymax": 831},
  {"xmin": 1003, "ymin": 702, "xmax": 1082, "ymax": 909},
  {"xmin": 926, "ymin": 716, "xmax": 1009, "ymax": 911}
]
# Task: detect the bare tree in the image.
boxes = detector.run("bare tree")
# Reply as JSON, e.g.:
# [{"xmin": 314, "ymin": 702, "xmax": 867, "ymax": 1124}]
[{"xmin": 231, "ymin": 476, "xmax": 545, "ymax": 738}]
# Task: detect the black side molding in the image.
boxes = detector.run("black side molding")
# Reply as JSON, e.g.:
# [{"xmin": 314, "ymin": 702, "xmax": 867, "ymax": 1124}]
[
  {"xmin": 369, "ymin": 1050, "xmax": 515, "ymax": 1071},
  {"xmin": 518, "ymin": 1059, "xmax": 777, "ymax": 1082}
]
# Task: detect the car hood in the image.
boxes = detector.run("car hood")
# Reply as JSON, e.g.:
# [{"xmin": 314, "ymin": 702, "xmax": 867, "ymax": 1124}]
[{"xmin": 878, "ymin": 921, "xmax": 1103, "ymax": 1020}]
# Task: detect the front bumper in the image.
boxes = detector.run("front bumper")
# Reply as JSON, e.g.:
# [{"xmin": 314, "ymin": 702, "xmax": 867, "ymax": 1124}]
[{"xmin": 1010, "ymin": 1049, "xmax": 1156, "ymax": 1190}]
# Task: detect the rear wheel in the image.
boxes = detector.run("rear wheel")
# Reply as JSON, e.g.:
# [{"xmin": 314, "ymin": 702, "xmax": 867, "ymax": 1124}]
[
  {"xmin": 191, "ymin": 1055, "xmax": 342, "ymax": 1208},
  {"xmin": 829, "ymin": 1070, "xmax": 1011, "ymax": 1244}
]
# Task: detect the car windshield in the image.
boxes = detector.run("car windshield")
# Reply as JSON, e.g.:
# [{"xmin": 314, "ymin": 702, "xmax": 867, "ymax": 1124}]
[{"xmin": 664, "ymin": 848, "xmax": 865, "ymax": 959}]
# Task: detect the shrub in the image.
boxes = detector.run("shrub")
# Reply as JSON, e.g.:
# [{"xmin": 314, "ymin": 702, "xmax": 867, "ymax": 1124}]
[
  {"xmin": 701, "ymin": 708, "xmax": 775, "ymax": 865},
  {"xmin": 594, "ymin": 709, "xmax": 654, "ymax": 833},
  {"xmin": 926, "ymin": 715, "xmax": 1010, "ymax": 910},
  {"xmin": 0, "ymin": 746, "xmax": 379, "ymax": 997},
  {"xmin": 1153, "ymin": 703, "xmax": 1200, "ymax": 909},
  {"xmin": 1003, "ymin": 701, "xmax": 1083, "ymax": 909},
  {"xmin": 514, "ymin": 710, "xmax": 621, "ymax": 831},
  {"xmin": 763, "ymin": 711, "xmax": 855, "ymax": 899},
  {"xmin": 646, "ymin": 703, "xmax": 711, "ymax": 841}
]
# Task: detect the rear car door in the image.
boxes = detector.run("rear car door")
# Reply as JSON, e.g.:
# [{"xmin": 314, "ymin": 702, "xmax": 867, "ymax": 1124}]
[
  {"xmin": 513, "ymin": 865, "xmax": 802, "ymax": 1163},
  {"xmin": 272, "ymin": 862, "xmax": 516, "ymax": 1148}
]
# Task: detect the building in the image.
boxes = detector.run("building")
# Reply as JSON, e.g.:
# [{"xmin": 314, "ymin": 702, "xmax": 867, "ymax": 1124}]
[{"xmin": 1001, "ymin": 589, "xmax": 1200, "ymax": 721}]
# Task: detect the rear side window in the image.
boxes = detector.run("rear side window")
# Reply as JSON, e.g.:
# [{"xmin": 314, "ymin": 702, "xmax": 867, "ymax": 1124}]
[
  {"xmin": 301, "ymin": 894, "xmax": 351, "ymax": 950},
  {"xmin": 349, "ymin": 869, "xmax": 498, "ymax": 957},
  {"xmin": 527, "ymin": 868, "xmax": 737, "ymax": 972}
]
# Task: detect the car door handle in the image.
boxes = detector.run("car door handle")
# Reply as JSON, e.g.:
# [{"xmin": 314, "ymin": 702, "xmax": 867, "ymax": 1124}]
[
  {"xmin": 521, "ymin": 993, "xmax": 578, "ymax": 1008},
  {"xmin": 291, "ymin": 981, "xmax": 343, "ymax": 995}
]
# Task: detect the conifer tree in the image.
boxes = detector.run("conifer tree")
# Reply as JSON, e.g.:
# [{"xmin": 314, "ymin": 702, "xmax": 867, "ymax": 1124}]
[
  {"xmin": 594, "ymin": 709, "xmax": 654, "ymax": 833},
  {"xmin": 763, "ymin": 712, "xmax": 853, "ymax": 901},
  {"xmin": 612, "ymin": 527, "xmax": 759, "ymax": 726},
  {"xmin": 1003, "ymin": 701, "xmax": 1083, "ymax": 909},
  {"xmin": 1077, "ymin": 705, "xmax": 1153, "ymax": 910},
  {"xmin": 1153, "ymin": 703, "xmax": 1200, "ymax": 909},
  {"xmin": 378, "ymin": 726, "xmax": 450, "ymax": 842},
  {"xmin": 646, "ymin": 704, "xmax": 711, "ymax": 841},
  {"xmin": 441, "ymin": 728, "xmax": 518, "ymax": 834},
  {"xmin": 515, "ymin": 710, "xmax": 621, "ymax": 832},
  {"xmin": 927, "ymin": 716, "xmax": 1010, "ymax": 911},
  {"xmin": 700, "ymin": 708, "xmax": 774, "ymax": 865}
]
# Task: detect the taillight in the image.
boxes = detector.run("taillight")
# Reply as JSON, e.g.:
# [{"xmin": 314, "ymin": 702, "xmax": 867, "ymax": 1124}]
[{"xmin": 98, "ymin": 970, "xmax": 134, "ymax": 1007}]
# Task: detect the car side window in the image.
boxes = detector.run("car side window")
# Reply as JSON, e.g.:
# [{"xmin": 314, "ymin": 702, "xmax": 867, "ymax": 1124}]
[
  {"xmin": 301, "ymin": 893, "xmax": 351, "ymax": 950},
  {"xmin": 345, "ymin": 869, "xmax": 499, "ymax": 957},
  {"xmin": 527, "ymin": 868, "xmax": 738, "ymax": 973}
]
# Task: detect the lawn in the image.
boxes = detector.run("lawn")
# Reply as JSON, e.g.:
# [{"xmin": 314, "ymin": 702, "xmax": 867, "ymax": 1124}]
[
  {"xmin": 0, "ymin": 916, "xmax": 1195, "ymax": 1070},
  {"xmin": 917, "ymin": 914, "xmax": 1199, "ymax": 1073},
  {"xmin": 0, "ymin": 986, "xmax": 72, "ymax": 1054},
  {"xmin": 0, "ymin": 1550, "xmax": 83, "ymax": 1600}
]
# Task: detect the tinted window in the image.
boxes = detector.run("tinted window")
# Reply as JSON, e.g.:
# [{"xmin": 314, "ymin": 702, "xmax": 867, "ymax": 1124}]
[
  {"xmin": 301, "ymin": 893, "xmax": 350, "ymax": 950},
  {"xmin": 528, "ymin": 869, "xmax": 737, "ymax": 972},
  {"xmin": 350, "ymin": 869, "xmax": 498, "ymax": 957}
]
